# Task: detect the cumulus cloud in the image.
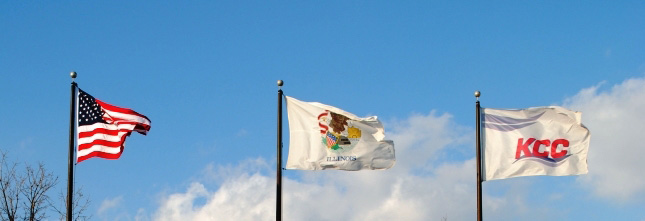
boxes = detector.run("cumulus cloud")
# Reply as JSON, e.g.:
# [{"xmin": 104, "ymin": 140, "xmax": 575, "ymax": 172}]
[
  {"xmin": 153, "ymin": 158, "xmax": 275, "ymax": 221},
  {"xmin": 150, "ymin": 112, "xmax": 541, "ymax": 220},
  {"xmin": 148, "ymin": 76, "xmax": 645, "ymax": 220},
  {"xmin": 99, "ymin": 195, "xmax": 124, "ymax": 215},
  {"xmin": 97, "ymin": 195, "xmax": 128, "ymax": 220},
  {"xmin": 564, "ymin": 76, "xmax": 645, "ymax": 202}
]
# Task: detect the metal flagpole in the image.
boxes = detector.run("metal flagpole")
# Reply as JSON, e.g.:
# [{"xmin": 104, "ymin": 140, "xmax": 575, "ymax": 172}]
[
  {"xmin": 475, "ymin": 90, "xmax": 482, "ymax": 221},
  {"xmin": 67, "ymin": 72, "xmax": 77, "ymax": 221},
  {"xmin": 276, "ymin": 80, "xmax": 284, "ymax": 221}
]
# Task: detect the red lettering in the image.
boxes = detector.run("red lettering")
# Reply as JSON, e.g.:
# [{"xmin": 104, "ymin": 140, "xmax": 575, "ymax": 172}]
[
  {"xmin": 550, "ymin": 139, "xmax": 569, "ymax": 158},
  {"xmin": 516, "ymin": 138, "xmax": 571, "ymax": 159},
  {"xmin": 532, "ymin": 139, "xmax": 550, "ymax": 157},
  {"xmin": 516, "ymin": 138, "xmax": 535, "ymax": 159}
]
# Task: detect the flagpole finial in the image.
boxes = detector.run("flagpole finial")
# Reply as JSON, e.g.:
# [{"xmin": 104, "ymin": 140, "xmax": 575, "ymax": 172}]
[
  {"xmin": 70, "ymin": 71, "xmax": 77, "ymax": 80},
  {"xmin": 474, "ymin": 90, "xmax": 481, "ymax": 100},
  {"xmin": 277, "ymin": 80, "xmax": 283, "ymax": 87}
]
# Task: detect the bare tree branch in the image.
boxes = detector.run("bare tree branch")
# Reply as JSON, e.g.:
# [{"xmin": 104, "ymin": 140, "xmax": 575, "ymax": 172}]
[
  {"xmin": 50, "ymin": 186, "xmax": 91, "ymax": 221},
  {"xmin": 21, "ymin": 163, "xmax": 57, "ymax": 221},
  {"xmin": 0, "ymin": 151, "xmax": 86, "ymax": 221},
  {"xmin": 0, "ymin": 151, "xmax": 23, "ymax": 221}
]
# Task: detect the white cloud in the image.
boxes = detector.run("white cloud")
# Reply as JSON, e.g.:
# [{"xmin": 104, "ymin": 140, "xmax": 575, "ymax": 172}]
[
  {"xmin": 387, "ymin": 111, "xmax": 472, "ymax": 171},
  {"xmin": 98, "ymin": 195, "xmax": 124, "ymax": 216},
  {"xmin": 564, "ymin": 76, "xmax": 645, "ymax": 202},
  {"xmin": 154, "ymin": 159, "xmax": 275, "ymax": 221},
  {"xmin": 148, "ymin": 75, "xmax": 645, "ymax": 220},
  {"xmin": 135, "ymin": 208, "xmax": 150, "ymax": 221},
  {"xmin": 150, "ymin": 112, "xmax": 540, "ymax": 221},
  {"xmin": 154, "ymin": 182, "xmax": 209, "ymax": 220}
]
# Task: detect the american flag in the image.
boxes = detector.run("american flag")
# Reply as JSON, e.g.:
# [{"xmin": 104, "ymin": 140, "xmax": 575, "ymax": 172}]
[{"xmin": 77, "ymin": 89, "xmax": 151, "ymax": 163}]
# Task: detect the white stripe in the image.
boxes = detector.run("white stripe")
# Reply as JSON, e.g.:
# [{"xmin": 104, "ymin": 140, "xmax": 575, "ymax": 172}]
[
  {"xmin": 102, "ymin": 109, "xmax": 150, "ymax": 125},
  {"xmin": 78, "ymin": 122, "xmax": 137, "ymax": 133},
  {"xmin": 78, "ymin": 130, "xmax": 130, "ymax": 144},
  {"xmin": 77, "ymin": 144, "xmax": 122, "ymax": 156}
]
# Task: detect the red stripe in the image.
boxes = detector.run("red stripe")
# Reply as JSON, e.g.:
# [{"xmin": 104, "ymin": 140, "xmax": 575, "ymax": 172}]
[
  {"xmin": 76, "ymin": 150, "xmax": 124, "ymax": 163},
  {"xmin": 79, "ymin": 128, "xmax": 131, "ymax": 138},
  {"xmin": 78, "ymin": 134, "xmax": 130, "ymax": 150},
  {"xmin": 97, "ymin": 99, "xmax": 151, "ymax": 122}
]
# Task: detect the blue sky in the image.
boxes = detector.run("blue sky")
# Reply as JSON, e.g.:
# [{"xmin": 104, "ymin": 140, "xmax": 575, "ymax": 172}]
[{"xmin": 1, "ymin": 1, "xmax": 644, "ymax": 220}]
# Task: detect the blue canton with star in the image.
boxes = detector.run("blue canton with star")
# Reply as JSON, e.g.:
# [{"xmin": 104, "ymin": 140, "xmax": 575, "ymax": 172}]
[{"xmin": 78, "ymin": 89, "xmax": 107, "ymax": 126}]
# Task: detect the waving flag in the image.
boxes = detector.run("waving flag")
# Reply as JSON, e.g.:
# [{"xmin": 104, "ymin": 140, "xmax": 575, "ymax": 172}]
[
  {"xmin": 482, "ymin": 106, "xmax": 589, "ymax": 181},
  {"xmin": 76, "ymin": 89, "xmax": 151, "ymax": 163},
  {"xmin": 285, "ymin": 96, "xmax": 395, "ymax": 170}
]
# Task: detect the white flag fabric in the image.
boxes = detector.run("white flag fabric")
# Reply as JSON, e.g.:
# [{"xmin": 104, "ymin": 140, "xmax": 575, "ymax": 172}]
[
  {"xmin": 482, "ymin": 106, "xmax": 590, "ymax": 181},
  {"xmin": 285, "ymin": 96, "xmax": 395, "ymax": 170}
]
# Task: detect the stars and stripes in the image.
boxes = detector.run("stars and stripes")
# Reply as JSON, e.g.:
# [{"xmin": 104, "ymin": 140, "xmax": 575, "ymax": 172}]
[{"xmin": 77, "ymin": 89, "xmax": 151, "ymax": 163}]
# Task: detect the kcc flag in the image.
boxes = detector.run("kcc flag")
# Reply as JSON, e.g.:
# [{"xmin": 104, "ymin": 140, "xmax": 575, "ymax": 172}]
[
  {"xmin": 285, "ymin": 96, "xmax": 395, "ymax": 170},
  {"xmin": 482, "ymin": 106, "xmax": 590, "ymax": 181}
]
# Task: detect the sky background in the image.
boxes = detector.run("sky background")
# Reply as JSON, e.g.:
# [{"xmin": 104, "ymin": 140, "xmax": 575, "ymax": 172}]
[{"xmin": 1, "ymin": 1, "xmax": 644, "ymax": 220}]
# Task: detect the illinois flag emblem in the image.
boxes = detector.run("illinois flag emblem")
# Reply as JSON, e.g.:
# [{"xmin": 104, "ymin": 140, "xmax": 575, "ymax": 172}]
[
  {"xmin": 482, "ymin": 106, "xmax": 590, "ymax": 181},
  {"xmin": 285, "ymin": 96, "xmax": 395, "ymax": 170}
]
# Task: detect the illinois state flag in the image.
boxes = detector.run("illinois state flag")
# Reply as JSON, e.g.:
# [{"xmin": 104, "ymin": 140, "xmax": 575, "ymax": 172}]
[
  {"xmin": 482, "ymin": 106, "xmax": 590, "ymax": 181},
  {"xmin": 285, "ymin": 96, "xmax": 395, "ymax": 170}
]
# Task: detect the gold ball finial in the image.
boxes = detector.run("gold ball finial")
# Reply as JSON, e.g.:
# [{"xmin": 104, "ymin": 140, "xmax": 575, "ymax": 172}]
[
  {"xmin": 474, "ymin": 90, "xmax": 481, "ymax": 98},
  {"xmin": 277, "ymin": 80, "xmax": 283, "ymax": 86},
  {"xmin": 70, "ymin": 71, "xmax": 77, "ymax": 79}
]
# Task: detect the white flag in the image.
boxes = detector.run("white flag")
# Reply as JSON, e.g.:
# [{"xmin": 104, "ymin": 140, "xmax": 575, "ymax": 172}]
[
  {"xmin": 285, "ymin": 96, "xmax": 395, "ymax": 170},
  {"xmin": 482, "ymin": 106, "xmax": 590, "ymax": 181}
]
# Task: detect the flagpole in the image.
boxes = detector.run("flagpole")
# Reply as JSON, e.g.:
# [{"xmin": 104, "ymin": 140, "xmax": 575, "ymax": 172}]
[
  {"xmin": 276, "ymin": 80, "xmax": 284, "ymax": 221},
  {"xmin": 67, "ymin": 72, "xmax": 77, "ymax": 221},
  {"xmin": 475, "ymin": 90, "xmax": 482, "ymax": 221}
]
